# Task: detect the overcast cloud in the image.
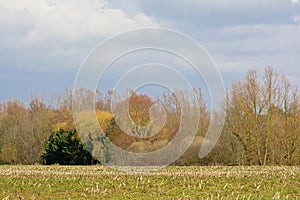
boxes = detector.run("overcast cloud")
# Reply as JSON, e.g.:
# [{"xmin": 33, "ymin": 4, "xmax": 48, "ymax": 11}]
[{"xmin": 0, "ymin": 0, "xmax": 299, "ymax": 102}]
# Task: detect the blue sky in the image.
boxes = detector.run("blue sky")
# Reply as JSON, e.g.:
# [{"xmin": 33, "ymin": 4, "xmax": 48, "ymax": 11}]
[{"xmin": 0, "ymin": 0, "xmax": 300, "ymax": 103}]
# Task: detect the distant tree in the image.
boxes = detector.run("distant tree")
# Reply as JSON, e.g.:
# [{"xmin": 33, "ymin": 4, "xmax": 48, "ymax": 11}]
[
  {"xmin": 0, "ymin": 143, "xmax": 18, "ymax": 164},
  {"xmin": 224, "ymin": 67, "xmax": 300, "ymax": 165},
  {"xmin": 0, "ymin": 99, "xmax": 30, "ymax": 164},
  {"xmin": 114, "ymin": 92, "xmax": 155, "ymax": 138},
  {"xmin": 27, "ymin": 95, "xmax": 53, "ymax": 163},
  {"xmin": 41, "ymin": 129, "xmax": 98, "ymax": 165},
  {"xmin": 105, "ymin": 117, "xmax": 136, "ymax": 150}
]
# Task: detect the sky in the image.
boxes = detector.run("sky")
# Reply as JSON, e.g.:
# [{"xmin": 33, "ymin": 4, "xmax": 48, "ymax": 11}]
[{"xmin": 0, "ymin": 0, "xmax": 300, "ymax": 103}]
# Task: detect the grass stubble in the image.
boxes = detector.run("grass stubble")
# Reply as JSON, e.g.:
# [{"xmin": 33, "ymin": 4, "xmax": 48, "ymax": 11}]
[{"xmin": 0, "ymin": 165, "xmax": 299, "ymax": 199}]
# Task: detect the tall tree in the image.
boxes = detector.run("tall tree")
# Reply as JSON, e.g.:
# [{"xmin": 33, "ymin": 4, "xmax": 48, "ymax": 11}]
[{"xmin": 225, "ymin": 67, "xmax": 300, "ymax": 165}]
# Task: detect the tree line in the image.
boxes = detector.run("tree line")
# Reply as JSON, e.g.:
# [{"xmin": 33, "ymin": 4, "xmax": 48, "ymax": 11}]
[{"xmin": 0, "ymin": 66, "xmax": 299, "ymax": 165}]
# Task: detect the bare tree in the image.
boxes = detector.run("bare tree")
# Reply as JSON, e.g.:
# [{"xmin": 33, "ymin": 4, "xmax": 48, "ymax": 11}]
[{"xmin": 225, "ymin": 67, "xmax": 300, "ymax": 165}]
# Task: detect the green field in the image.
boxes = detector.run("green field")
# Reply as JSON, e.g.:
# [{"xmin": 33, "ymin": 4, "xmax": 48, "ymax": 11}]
[{"xmin": 0, "ymin": 166, "xmax": 299, "ymax": 199}]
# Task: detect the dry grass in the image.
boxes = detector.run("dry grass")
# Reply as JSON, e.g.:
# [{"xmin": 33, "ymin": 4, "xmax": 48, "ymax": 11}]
[{"xmin": 0, "ymin": 165, "xmax": 299, "ymax": 199}]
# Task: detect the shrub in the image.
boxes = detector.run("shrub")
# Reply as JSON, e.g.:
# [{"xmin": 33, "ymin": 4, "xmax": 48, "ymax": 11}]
[{"xmin": 41, "ymin": 129, "xmax": 98, "ymax": 165}]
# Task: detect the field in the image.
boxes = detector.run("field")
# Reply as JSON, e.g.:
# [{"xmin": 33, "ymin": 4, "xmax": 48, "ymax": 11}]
[{"xmin": 0, "ymin": 166, "xmax": 299, "ymax": 199}]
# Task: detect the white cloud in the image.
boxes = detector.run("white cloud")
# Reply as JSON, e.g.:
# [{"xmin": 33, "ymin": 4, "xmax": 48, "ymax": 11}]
[
  {"xmin": 2, "ymin": 0, "xmax": 156, "ymax": 44},
  {"xmin": 0, "ymin": 0, "xmax": 157, "ymax": 70},
  {"xmin": 291, "ymin": 0, "xmax": 299, "ymax": 6}
]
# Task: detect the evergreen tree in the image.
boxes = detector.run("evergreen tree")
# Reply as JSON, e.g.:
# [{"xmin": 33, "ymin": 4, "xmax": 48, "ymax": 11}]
[{"xmin": 41, "ymin": 129, "xmax": 98, "ymax": 165}]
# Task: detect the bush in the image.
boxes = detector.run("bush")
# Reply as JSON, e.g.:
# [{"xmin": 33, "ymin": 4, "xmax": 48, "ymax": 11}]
[{"xmin": 41, "ymin": 129, "xmax": 98, "ymax": 165}]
